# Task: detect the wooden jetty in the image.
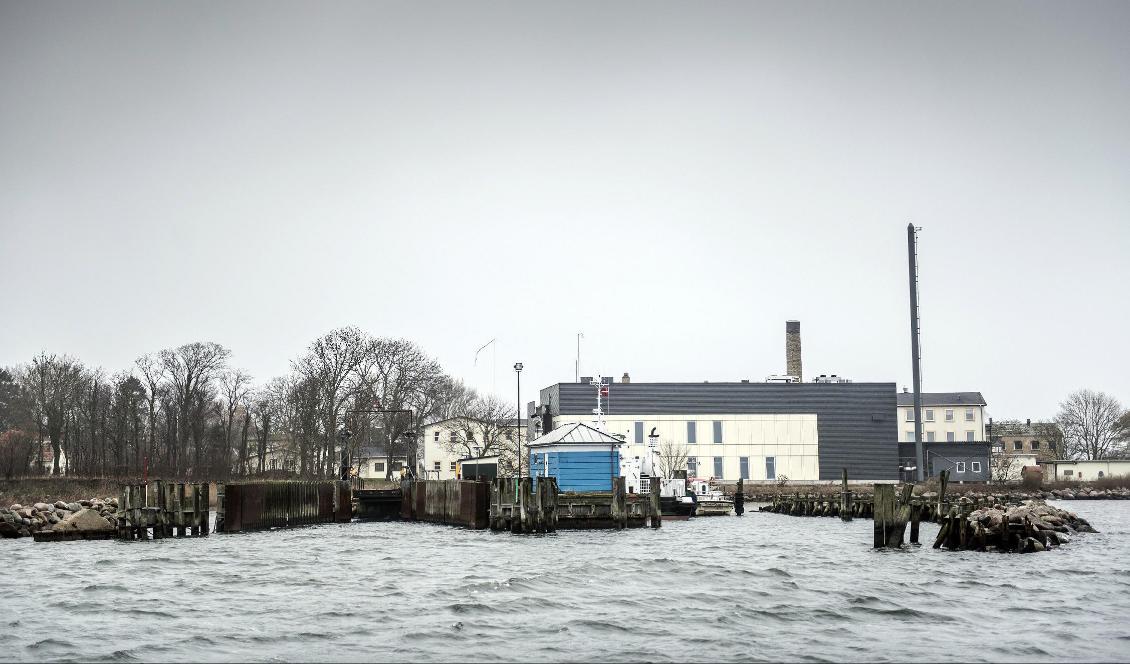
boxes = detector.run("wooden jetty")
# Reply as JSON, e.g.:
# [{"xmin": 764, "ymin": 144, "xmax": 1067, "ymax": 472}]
[
  {"xmin": 353, "ymin": 478, "xmax": 403, "ymax": 521},
  {"xmin": 109, "ymin": 481, "xmax": 211, "ymax": 540},
  {"xmin": 217, "ymin": 481, "xmax": 350, "ymax": 532}
]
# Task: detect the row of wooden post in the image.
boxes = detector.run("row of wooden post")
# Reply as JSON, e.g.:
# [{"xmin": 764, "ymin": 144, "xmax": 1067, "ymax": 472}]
[{"xmin": 118, "ymin": 481, "xmax": 210, "ymax": 540}]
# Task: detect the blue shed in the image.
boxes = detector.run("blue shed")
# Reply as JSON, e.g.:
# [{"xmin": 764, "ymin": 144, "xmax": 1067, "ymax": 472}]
[{"xmin": 528, "ymin": 422, "xmax": 623, "ymax": 492}]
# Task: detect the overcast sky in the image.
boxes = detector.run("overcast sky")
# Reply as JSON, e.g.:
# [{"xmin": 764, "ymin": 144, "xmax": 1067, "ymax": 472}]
[{"xmin": 1, "ymin": 1, "xmax": 1127, "ymax": 420}]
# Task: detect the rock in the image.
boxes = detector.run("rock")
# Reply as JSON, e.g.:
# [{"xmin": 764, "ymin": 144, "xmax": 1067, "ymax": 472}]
[
  {"xmin": 56, "ymin": 509, "xmax": 72, "ymax": 520},
  {"xmin": 0, "ymin": 521, "xmax": 20, "ymax": 538},
  {"xmin": 47, "ymin": 513, "xmax": 60, "ymax": 524},
  {"xmin": 66, "ymin": 502, "xmax": 82, "ymax": 513},
  {"xmin": 10, "ymin": 504, "xmax": 22, "ymax": 511},
  {"xmin": 54, "ymin": 500, "xmax": 68, "ymax": 510},
  {"xmin": 53, "ymin": 508, "xmax": 114, "ymax": 533},
  {"xmin": 33, "ymin": 502, "xmax": 51, "ymax": 512},
  {"xmin": 79, "ymin": 500, "xmax": 93, "ymax": 507},
  {"xmin": 19, "ymin": 508, "xmax": 34, "ymax": 519}
]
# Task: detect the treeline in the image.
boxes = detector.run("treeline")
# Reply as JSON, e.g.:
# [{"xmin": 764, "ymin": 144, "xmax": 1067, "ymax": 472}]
[{"xmin": 0, "ymin": 327, "xmax": 502, "ymax": 481}]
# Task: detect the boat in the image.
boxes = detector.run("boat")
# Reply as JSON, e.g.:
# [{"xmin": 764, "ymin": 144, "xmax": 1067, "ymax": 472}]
[{"xmin": 689, "ymin": 479, "xmax": 733, "ymax": 516}]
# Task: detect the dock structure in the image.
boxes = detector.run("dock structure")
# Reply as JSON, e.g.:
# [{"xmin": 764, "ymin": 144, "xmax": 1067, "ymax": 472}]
[
  {"xmin": 401, "ymin": 479, "xmax": 492, "ymax": 529},
  {"xmin": 353, "ymin": 478, "xmax": 402, "ymax": 521},
  {"xmin": 217, "ymin": 481, "xmax": 350, "ymax": 532},
  {"xmin": 489, "ymin": 477, "xmax": 559, "ymax": 533},
  {"xmin": 112, "ymin": 481, "xmax": 210, "ymax": 540}
]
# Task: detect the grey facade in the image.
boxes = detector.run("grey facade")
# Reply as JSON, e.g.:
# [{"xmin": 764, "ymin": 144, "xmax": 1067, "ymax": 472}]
[
  {"xmin": 534, "ymin": 381, "xmax": 899, "ymax": 481},
  {"xmin": 898, "ymin": 442, "xmax": 991, "ymax": 482}
]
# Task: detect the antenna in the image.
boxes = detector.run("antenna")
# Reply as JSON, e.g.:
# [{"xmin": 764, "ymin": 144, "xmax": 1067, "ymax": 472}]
[
  {"xmin": 907, "ymin": 224, "xmax": 925, "ymax": 482},
  {"xmin": 474, "ymin": 338, "xmax": 497, "ymax": 395}
]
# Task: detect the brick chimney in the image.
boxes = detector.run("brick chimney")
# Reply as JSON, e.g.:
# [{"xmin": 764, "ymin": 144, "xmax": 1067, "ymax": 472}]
[
  {"xmin": 621, "ymin": 372, "xmax": 631, "ymax": 384},
  {"xmin": 786, "ymin": 320, "xmax": 802, "ymax": 381}
]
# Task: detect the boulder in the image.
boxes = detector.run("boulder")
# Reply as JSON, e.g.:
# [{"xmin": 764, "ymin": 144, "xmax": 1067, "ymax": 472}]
[
  {"xmin": 53, "ymin": 508, "xmax": 114, "ymax": 533},
  {"xmin": 0, "ymin": 520, "xmax": 20, "ymax": 538},
  {"xmin": 79, "ymin": 500, "xmax": 93, "ymax": 507},
  {"xmin": 33, "ymin": 502, "xmax": 51, "ymax": 512},
  {"xmin": 10, "ymin": 504, "xmax": 22, "ymax": 511},
  {"xmin": 54, "ymin": 500, "xmax": 68, "ymax": 510},
  {"xmin": 66, "ymin": 502, "xmax": 82, "ymax": 513},
  {"xmin": 19, "ymin": 508, "xmax": 34, "ymax": 519}
]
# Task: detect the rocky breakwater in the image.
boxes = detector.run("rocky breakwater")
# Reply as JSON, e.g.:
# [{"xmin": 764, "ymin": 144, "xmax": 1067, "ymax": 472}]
[
  {"xmin": 935, "ymin": 499, "xmax": 1096, "ymax": 553},
  {"xmin": 1041, "ymin": 487, "xmax": 1130, "ymax": 500},
  {"xmin": 0, "ymin": 498, "xmax": 119, "ymax": 540}
]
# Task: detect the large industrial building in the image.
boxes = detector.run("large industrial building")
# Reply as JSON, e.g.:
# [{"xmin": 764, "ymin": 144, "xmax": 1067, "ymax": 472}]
[{"xmin": 528, "ymin": 379, "xmax": 899, "ymax": 482}]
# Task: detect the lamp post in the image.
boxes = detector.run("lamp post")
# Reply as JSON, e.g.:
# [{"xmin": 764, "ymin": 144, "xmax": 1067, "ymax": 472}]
[{"xmin": 514, "ymin": 362, "xmax": 523, "ymax": 479}]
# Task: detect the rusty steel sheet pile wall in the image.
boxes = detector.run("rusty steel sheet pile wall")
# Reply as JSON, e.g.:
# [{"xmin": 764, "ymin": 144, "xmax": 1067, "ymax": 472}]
[
  {"xmin": 399, "ymin": 480, "xmax": 490, "ymax": 529},
  {"xmin": 219, "ymin": 481, "xmax": 350, "ymax": 533}
]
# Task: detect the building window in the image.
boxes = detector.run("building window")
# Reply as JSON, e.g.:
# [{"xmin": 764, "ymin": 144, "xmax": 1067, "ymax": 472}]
[
  {"xmin": 433, "ymin": 461, "xmax": 441, "ymax": 472},
  {"xmin": 449, "ymin": 461, "xmax": 457, "ymax": 472},
  {"xmin": 905, "ymin": 410, "xmax": 914, "ymax": 422},
  {"xmin": 945, "ymin": 409, "xmax": 954, "ymax": 422},
  {"xmin": 906, "ymin": 431, "xmax": 915, "ymax": 442},
  {"xmin": 925, "ymin": 409, "xmax": 934, "ymax": 421},
  {"xmin": 926, "ymin": 431, "xmax": 935, "ymax": 442},
  {"xmin": 688, "ymin": 457, "xmax": 698, "ymax": 476},
  {"xmin": 434, "ymin": 431, "xmax": 439, "ymax": 442},
  {"xmin": 946, "ymin": 431, "xmax": 955, "ymax": 442},
  {"xmin": 1063, "ymin": 469, "xmax": 1073, "ymax": 476},
  {"xmin": 966, "ymin": 430, "xmax": 975, "ymax": 442},
  {"xmin": 391, "ymin": 461, "xmax": 403, "ymax": 471},
  {"xmin": 374, "ymin": 461, "xmax": 385, "ymax": 473},
  {"xmin": 686, "ymin": 421, "xmax": 697, "ymax": 445},
  {"xmin": 713, "ymin": 457, "xmax": 723, "ymax": 478},
  {"xmin": 965, "ymin": 409, "xmax": 974, "ymax": 422},
  {"xmin": 449, "ymin": 431, "xmax": 457, "ymax": 443},
  {"xmin": 739, "ymin": 457, "xmax": 749, "ymax": 480},
  {"xmin": 955, "ymin": 462, "xmax": 966, "ymax": 473},
  {"xmin": 971, "ymin": 461, "xmax": 982, "ymax": 473},
  {"xmin": 633, "ymin": 421, "xmax": 644, "ymax": 444},
  {"xmin": 713, "ymin": 421, "xmax": 723, "ymax": 444},
  {"xmin": 1031, "ymin": 441, "xmax": 1040, "ymax": 450},
  {"xmin": 1013, "ymin": 440, "xmax": 1023, "ymax": 451},
  {"xmin": 765, "ymin": 456, "xmax": 776, "ymax": 480}
]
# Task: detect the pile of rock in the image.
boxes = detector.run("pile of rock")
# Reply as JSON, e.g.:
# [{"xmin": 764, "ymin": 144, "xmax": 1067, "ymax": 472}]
[
  {"xmin": 0, "ymin": 498, "xmax": 119, "ymax": 539},
  {"xmin": 935, "ymin": 499, "xmax": 1097, "ymax": 553},
  {"xmin": 1041, "ymin": 487, "xmax": 1130, "ymax": 500}
]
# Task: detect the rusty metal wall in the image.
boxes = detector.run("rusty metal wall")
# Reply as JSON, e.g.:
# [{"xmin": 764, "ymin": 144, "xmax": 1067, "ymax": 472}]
[{"xmin": 220, "ymin": 481, "xmax": 348, "ymax": 533}]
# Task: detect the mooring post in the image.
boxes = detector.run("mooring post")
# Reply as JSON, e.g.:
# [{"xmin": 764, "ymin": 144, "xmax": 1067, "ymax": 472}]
[
  {"xmin": 910, "ymin": 500, "xmax": 921, "ymax": 545},
  {"xmin": 873, "ymin": 484, "xmax": 895, "ymax": 548},
  {"xmin": 734, "ymin": 478, "xmax": 745, "ymax": 517},
  {"xmin": 937, "ymin": 469, "xmax": 949, "ymax": 522},
  {"xmin": 840, "ymin": 468, "xmax": 852, "ymax": 522},
  {"xmin": 651, "ymin": 476, "xmax": 663, "ymax": 527}
]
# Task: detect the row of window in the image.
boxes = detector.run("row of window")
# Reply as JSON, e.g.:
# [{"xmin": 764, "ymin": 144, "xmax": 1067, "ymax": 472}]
[
  {"xmin": 433, "ymin": 430, "xmax": 514, "ymax": 443},
  {"xmin": 953, "ymin": 461, "xmax": 982, "ymax": 474},
  {"xmin": 635, "ymin": 420, "xmax": 726, "ymax": 445},
  {"xmin": 905, "ymin": 430, "xmax": 978, "ymax": 442},
  {"xmin": 432, "ymin": 461, "xmax": 458, "ymax": 472},
  {"xmin": 686, "ymin": 456, "xmax": 775, "ymax": 480},
  {"xmin": 1012, "ymin": 440, "xmax": 1042, "ymax": 451},
  {"xmin": 372, "ymin": 461, "xmax": 404, "ymax": 473},
  {"xmin": 905, "ymin": 408, "xmax": 976, "ymax": 422}
]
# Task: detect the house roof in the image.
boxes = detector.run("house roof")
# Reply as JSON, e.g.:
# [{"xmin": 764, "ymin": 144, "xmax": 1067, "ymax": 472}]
[
  {"xmin": 896, "ymin": 392, "xmax": 986, "ymax": 407},
  {"xmin": 527, "ymin": 422, "xmax": 625, "ymax": 448}
]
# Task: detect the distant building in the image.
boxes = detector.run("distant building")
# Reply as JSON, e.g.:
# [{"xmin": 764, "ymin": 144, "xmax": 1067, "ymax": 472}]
[
  {"xmin": 527, "ymin": 422, "xmax": 624, "ymax": 492},
  {"xmin": 357, "ymin": 445, "xmax": 408, "ymax": 479},
  {"xmin": 531, "ymin": 379, "xmax": 898, "ymax": 482},
  {"xmin": 896, "ymin": 391, "xmax": 987, "ymax": 443},
  {"xmin": 417, "ymin": 417, "xmax": 526, "ymax": 480},
  {"xmin": 989, "ymin": 419, "xmax": 1061, "ymax": 461},
  {"xmin": 898, "ymin": 442, "xmax": 991, "ymax": 482},
  {"xmin": 1038, "ymin": 459, "xmax": 1130, "ymax": 482}
]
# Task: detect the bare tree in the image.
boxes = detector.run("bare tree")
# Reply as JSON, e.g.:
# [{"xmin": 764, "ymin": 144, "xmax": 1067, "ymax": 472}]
[
  {"xmin": 18, "ymin": 353, "xmax": 87, "ymax": 475},
  {"xmin": 657, "ymin": 439, "xmax": 689, "ymax": 479},
  {"xmin": 990, "ymin": 453, "xmax": 1022, "ymax": 485},
  {"xmin": 135, "ymin": 353, "xmax": 165, "ymax": 472},
  {"xmin": 440, "ymin": 394, "xmax": 516, "ymax": 460},
  {"xmin": 220, "ymin": 368, "xmax": 252, "ymax": 474},
  {"xmin": 1057, "ymin": 389, "xmax": 1125, "ymax": 460},
  {"xmin": 293, "ymin": 327, "xmax": 369, "ymax": 477},
  {"xmin": 159, "ymin": 342, "xmax": 230, "ymax": 477}
]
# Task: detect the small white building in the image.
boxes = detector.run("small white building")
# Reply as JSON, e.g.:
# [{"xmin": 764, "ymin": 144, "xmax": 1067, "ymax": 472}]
[
  {"xmin": 418, "ymin": 417, "xmax": 526, "ymax": 480},
  {"xmin": 1038, "ymin": 459, "xmax": 1130, "ymax": 482}
]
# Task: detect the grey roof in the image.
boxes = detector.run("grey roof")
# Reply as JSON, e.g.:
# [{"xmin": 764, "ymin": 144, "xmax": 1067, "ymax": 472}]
[
  {"xmin": 896, "ymin": 392, "xmax": 986, "ymax": 407},
  {"xmin": 527, "ymin": 422, "xmax": 624, "ymax": 448}
]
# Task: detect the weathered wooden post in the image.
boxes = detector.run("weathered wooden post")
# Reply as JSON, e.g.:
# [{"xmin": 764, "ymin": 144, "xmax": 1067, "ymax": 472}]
[
  {"xmin": 873, "ymin": 484, "xmax": 897, "ymax": 548},
  {"xmin": 936, "ymin": 469, "xmax": 949, "ymax": 522},
  {"xmin": 909, "ymin": 500, "xmax": 921, "ymax": 545},
  {"xmin": 734, "ymin": 478, "xmax": 745, "ymax": 517},
  {"xmin": 650, "ymin": 476, "xmax": 662, "ymax": 527},
  {"xmin": 840, "ymin": 468, "xmax": 852, "ymax": 521}
]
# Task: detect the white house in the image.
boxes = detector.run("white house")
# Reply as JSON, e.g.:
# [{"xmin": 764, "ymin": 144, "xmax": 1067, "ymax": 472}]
[
  {"xmin": 896, "ymin": 391, "xmax": 987, "ymax": 443},
  {"xmin": 418, "ymin": 417, "xmax": 527, "ymax": 480},
  {"xmin": 1038, "ymin": 459, "xmax": 1130, "ymax": 482}
]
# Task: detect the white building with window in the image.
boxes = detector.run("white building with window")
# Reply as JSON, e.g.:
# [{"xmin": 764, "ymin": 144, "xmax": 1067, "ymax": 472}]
[
  {"xmin": 417, "ymin": 417, "xmax": 526, "ymax": 480},
  {"xmin": 896, "ymin": 391, "xmax": 987, "ymax": 443}
]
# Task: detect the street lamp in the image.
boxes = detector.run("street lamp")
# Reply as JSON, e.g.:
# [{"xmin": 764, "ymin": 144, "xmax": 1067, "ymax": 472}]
[{"xmin": 514, "ymin": 362, "xmax": 523, "ymax": 479}]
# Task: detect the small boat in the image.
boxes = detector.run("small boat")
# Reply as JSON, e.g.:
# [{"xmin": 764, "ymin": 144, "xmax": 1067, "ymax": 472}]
[
  {"xmin": 659, "ymin": 494, "xmax": 696, "ymax": 520},
  {"xmin": 689, "ymin": 479, "xmax": 733, "ymax": 516}
]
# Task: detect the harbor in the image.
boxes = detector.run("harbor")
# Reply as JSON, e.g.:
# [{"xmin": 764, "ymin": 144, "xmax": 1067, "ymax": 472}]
[{"xmin": 2, "ymin": 499, "xmax": 1127, "ymax": 662}]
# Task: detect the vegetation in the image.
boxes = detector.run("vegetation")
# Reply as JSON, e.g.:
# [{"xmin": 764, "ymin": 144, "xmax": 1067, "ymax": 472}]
[{"xmin": 0, "ymin": 328, "xmax": 513, "ymax": 482}]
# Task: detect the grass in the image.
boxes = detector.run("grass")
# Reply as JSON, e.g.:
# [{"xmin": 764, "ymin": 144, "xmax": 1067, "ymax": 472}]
[{"xmin": 0, "ymin": 477, "xmax": 126, "ymax": 507}]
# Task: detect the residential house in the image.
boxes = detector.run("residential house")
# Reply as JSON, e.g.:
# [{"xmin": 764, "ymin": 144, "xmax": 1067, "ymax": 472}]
[{"xmin": 418, "ymin": 417, "xmax": 527, "ymax": 480}]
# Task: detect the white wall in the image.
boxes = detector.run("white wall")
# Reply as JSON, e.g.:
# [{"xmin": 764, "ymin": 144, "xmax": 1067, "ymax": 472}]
[
  {"xmin": 552, "ymin": 413, "xmax": 819, "ymax": 481},
  {"xmin": 898, "ymin": 405, "xmax": 985, "ymax": 443},
  {"xmin": 1050, "ymin": 460, "xmax": 1130, "ymax": 481}
]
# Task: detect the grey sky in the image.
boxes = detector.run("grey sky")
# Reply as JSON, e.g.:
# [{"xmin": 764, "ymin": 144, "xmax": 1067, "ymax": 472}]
[{"xmin": 1, "ymin": 1, "xmax": 1127, "ymax": 420}]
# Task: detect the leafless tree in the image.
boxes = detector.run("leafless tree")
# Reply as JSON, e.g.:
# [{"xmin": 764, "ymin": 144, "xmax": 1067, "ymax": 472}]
[
  {"xmin": 220, "ymin": 368, "xmax": 253, "ymax": 474},
  {"xmin": 17, "ymin": 353, "xmax": 87, "ymax": 475},
  {"xmin": 1057, "ymin": 389, "xmax": 1125, "ymax": 460},
  {"xmin": 293, "ymin": 327, "xmax": 369, "ymax": 476},
  {"xmin": 159, "ymin": 342, "xmax": 230, "ymax": 477},
  {"xmin": 990, "ymin": 453, "xmax": 1022, "ymax": 484},
  {"xmin": 657, "ymin": 439, "xmax": 689, "ymax": 479},
  {"xmin": 440, "ymin": 394, "xmax": 516, "ymax": 461}
]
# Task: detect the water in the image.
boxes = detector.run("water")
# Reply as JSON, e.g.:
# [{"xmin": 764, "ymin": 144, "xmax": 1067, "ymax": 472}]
[{"xmin": 3, "ymin": 501, "xmax": 1129, "ymax": 662}]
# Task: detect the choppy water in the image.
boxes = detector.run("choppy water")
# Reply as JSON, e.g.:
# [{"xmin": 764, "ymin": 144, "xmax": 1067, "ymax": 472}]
[{"xmin": 2, "ymin": 501, "xmax": 1129, "ymax": 662}]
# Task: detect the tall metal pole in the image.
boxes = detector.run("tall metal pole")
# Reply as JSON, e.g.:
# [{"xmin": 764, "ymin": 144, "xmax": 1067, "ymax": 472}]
[
  {"xmin": 514, "ymin": 362, "xmax": 523, "ymax": 479},
  {"xmin": 907, "ymin": 223, "xmax": 925, "ymax": 481}
]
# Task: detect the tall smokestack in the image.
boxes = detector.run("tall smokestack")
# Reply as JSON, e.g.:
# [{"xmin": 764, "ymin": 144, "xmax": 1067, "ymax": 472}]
[{"xmin": 786, "ymin": 320, "xmax": 802, "ymax": 381}]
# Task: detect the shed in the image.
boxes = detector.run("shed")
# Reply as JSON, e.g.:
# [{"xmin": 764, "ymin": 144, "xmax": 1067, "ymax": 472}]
[
  {"xmin": 458, "ymin": 455, "xmax": 499, "ymax": 481},
  {"xmin": 527, "ymin": 422, "xmax": 623, "ymax": 492}
]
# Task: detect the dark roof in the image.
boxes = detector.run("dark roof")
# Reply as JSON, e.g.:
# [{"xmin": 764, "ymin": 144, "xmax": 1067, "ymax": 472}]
[{"xmin": 896, "ymin": 392, "xmax": 986, "ymax": 407}]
